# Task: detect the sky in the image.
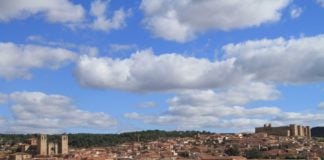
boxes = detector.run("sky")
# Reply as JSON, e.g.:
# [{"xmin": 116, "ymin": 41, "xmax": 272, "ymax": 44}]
[{"xmin": 0, "ymin": 0, "xmax": 324, "ymax": 134}]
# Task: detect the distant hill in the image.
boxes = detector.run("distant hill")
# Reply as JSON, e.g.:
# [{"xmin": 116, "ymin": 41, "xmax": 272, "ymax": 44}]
[
  {"xmin": 68, "ymin": 130, "xmax": 210, "ymax": 148},
  {"xmin": 0, "ymin": 130, "xmax": 212, "ymax": 148},
  {"xmin": 311, "ymin": 127, "xmax": 324, "ymax": 137}
]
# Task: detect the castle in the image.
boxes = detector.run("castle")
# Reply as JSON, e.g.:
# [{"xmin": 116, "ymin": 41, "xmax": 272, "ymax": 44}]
[{"xmin": 255, "ymin": 123, "xmax": 311, "ymax": 137}]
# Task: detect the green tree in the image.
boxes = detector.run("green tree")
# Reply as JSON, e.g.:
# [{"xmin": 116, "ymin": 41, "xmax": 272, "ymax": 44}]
[
  {"xmin": 225, "ymin": 146, "xmax": 240, "ymax": 156},
  {"xmin": 245, "ymin": 148, "xmax": 264, "ymax": 159}
]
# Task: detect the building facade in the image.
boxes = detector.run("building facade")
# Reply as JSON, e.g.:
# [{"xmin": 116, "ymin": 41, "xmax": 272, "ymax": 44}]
[
  {"xmin": 47, "ymin": 142, "xmax": 58, "ymax": 155},
  {"xmin": 9, "ymin": 152, "xmax": 32, "ymax": 160},
  {"xmin": 255, "ymin": 124, "xmax": 311, "ymax": 137}
]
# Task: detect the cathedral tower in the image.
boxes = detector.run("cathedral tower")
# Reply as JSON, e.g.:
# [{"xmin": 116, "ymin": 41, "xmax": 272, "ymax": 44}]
[
  {"xmin": 37, "ymin": 134, "xmax": 47, "ymax": 155},
  {"xmin": 59, "ymin": 134, "xmax": 68, "ymax": 154}
]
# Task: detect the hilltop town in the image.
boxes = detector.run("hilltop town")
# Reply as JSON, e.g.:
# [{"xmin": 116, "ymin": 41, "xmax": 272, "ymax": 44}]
[
  {"xmin": 1, "ymin": 124, "xmax": 324, "ymax": 160},
  {"xmin": 1, "ymin": 0, "xmax": 324, "ymax": 159}
]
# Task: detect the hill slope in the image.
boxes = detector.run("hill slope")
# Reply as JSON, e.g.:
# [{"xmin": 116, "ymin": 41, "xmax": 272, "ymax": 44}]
[{"xmin": 311, "ymin": 127, "xmax": 324, "ymax": 137}]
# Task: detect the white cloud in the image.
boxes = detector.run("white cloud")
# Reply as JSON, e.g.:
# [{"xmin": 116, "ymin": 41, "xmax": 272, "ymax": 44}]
[
  {"xmin": 140, "ymin": 0, "xmax": 291, "ymax": 42},
  {"xmin": 125, "ymin": 82, "xmax": 281, "ymax": 130},
  {"xmin": 125, "ymin": 82, "xmax": 324, "ymax": 129},
  {"xmin": 290, "ymin": 6, "xmax": 303, "ymax": 19},
  {"xmin": 2, "ymin": 91, "xmax": 117, "ymax": 133},
  {"xmin": 317, "ymin": 0, "xmax": 324, "ymax": 7},
  {"xmin": 90, "ymin": 0, "xmax": 131, "ymax": 32},
  {"xmin": 124, "ymin": 112, "xmax": 141, "ymax": 119},
  {"xmin": 122, "ymin": 34, "xmax": 324, "ymax": 129},
  {"xmin": 0, "ymin": 42, "xmax": 77, "ymax": 80},
  {"xmin": 223, "ymin": 34, "xmax": 324, "ymax": 84},
  {"xmin": 0, "ymin": 93, "xmax": 8, "ymax": 104},
  {"xmin": 76, "ymin": 35, "xmax": 324, "ymax": 92},
  {"xmin": 272, "ymin": 112, "xmax": 324, "ymax": 126},
  {"xmin": 26, "ymin": 35, "xmax": 100, "ymax": 55},
  {"xmin": 319, "ymin": 102, "xmax": 324, "ymax": 109},
  {"xmin": 26, "ymin": 35, "xmax": 44, "ymax": 42},
  {"xmin": 138, "ymin": 101, "xmax": 157, "ymax": 108},
  {"xmin": 75, "ymin": 49, "xmax": 247, "ymax": 92},
  {"xmin": 0, "ymin": 0, "xmax": 85, "ymax": 24},
  {"xmin": 109, "ymin": 44, "xmax": 137, "ymax": 53},
  {"xmin": 168, "ymin": 83, "xmax": 279, "ymax": 108},
  {"xmin": 0, "ymin": 1, "xmax": 130, "ymax": 32}
]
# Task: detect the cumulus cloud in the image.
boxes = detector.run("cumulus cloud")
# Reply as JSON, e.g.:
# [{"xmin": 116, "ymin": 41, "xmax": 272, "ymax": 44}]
[
  {"xmin": 109, "ymin": 44, "xmax": 137, "ymax": 53},
  {"xmin": 0, "ymin": 42, "xmax": 77, "ymax": 80},
  {"xmin": 0, "ymin": 0, "xmax": 85, "ymax": 24},
  {"xmin": 319, "ymin": 102, "xmax": 324, "ymax": 109},
  {"xmin": 76, "ymin": 34, "xmax": 324, "ymax": 92},
  {"xmin": 0, "ymin": 93, "xmax": 8, "ymax": 104},
  {"xmin": 90, "ymin": 0, "xmax": 131, "ymax": 32},
  {"xmin": 140, "ymin": 0, "xmax": 291, "ymax": 42},
  {"xmin": 125, "ymin": 82, "xmax": 281, "ymax": 130},
  {"xmin": 126, "ymin": 82, "xmax": 324, "ymax": 129},
  {"xmin": 75, "ymin": 49, "xmax": 247, "ymax": 92},
  {"xmin": 75, "ymin": 34, "xmax": 324, "ymax": 129},
  {"xmin": 272, "ymin": 112, "xmax": 324, "ymax": 126},
  {"xmin": 138, "ymin": 101, "xmax": 157, "ymax": 108},
  {"xmin": 317, "ymin": 0, "xmax": 324, "ymax": 7},
  {"xmin": 0, "ymin": 1, "xmax": 130, "ymax": 32},
  {"xmin": 1, "ymin": 91, "xmax": 117, "ymax": 133},
  {"xmin": 223, "ymin": 34, "xmax": 324, "ymax": 84},
  {"xmin": 290, "ymin": 6, "xmax": 303, "ymax": 19}
]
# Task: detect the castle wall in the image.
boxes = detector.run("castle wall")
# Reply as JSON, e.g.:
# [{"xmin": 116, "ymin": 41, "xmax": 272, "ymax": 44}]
[
  {"xmin": 306, "ymin": 126, "xmax": 311, "ymax": 137},
  {"xmin": 256, "ymin": 124, "xmax": 311, "ymax": 137},
  {"xmin": 289, "ymin": 124, "xmax": 298, "ymax": 136},
  {"xmin": 298, "ymin": 125, "xmax": 305, "ymax": 136},
  {"xmin": 255, "ymin": 126, "xmax": 290, "ymax": 136},
  {"xmin": 304, "ymin": 127, "xmax": 308, "ymax": 137}
]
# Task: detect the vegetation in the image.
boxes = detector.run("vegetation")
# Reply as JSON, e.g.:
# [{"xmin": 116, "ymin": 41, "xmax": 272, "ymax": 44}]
[
  {"xmin": 0, "ymin": 130, "xmax": 211, "ymax": 148},
  {"xmin": 245, "ymin": 148, "xmax": 264, "ymax": 159},
  {"xmin": 0, "ymin": 134, "xmax": 31, "ymax": 146},
  {"xmin": 311, "ymin": 127, "xmax": 324, "ymax": 137},
  {"xmin": 315, "ymin": 137, "xmax": 324, "ymax": 142},
  {"xmin": 224, "ymin": 145, "xmax": 240, "ymax": 156}
]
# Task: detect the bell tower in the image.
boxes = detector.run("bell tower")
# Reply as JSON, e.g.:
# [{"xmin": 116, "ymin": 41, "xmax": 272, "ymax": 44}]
[
  {"xmin": 59, "ymin": 134, "xmax": 68, "ymax": 154},
  {"xmin": 37, "ymin": 134, "xmax": 47, "ymax": 155}
]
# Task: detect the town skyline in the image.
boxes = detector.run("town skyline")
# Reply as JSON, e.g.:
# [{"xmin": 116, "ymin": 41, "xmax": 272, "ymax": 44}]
[
  {"xmin": 0, "ymin": 0, "xmax": 324, "ymax": 134},
  {"xmin": 3, "ymin": 125, "xmax": 323, "ymax": 160}
]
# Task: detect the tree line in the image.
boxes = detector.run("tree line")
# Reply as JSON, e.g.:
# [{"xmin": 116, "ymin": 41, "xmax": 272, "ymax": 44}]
[{"xmin": 0, "ymin": 130, "xmax": 211, "ymax": 148}]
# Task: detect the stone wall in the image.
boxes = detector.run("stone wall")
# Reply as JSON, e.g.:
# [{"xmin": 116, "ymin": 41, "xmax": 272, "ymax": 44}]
[{"xmin": 255, "ymin": 124, "xmax": 311, "ymax": 137}]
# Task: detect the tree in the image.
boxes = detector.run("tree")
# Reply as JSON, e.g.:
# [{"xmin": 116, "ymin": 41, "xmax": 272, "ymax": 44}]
[
  {"xmin": 245, "ymin": 148, "xmax": 264, "ymax": 159},
  {"xmin": 225, "ymin": 146, "xmax": 240, "ymax": 156}
]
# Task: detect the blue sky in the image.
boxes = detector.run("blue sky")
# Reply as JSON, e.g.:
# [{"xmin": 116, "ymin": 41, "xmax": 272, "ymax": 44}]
[{"xmin": 0, "ymin": 0, "xmax": 324, "ymax": 134}]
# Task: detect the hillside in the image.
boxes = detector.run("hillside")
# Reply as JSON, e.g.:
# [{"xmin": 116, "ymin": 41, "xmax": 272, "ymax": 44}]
[
  {"xmin": 0, "ymin": 130, "xmax": 212, "ymax": 148},
  {"xmin": 311, "ymin": 127, "xmax": 324, "ymax": 137}
]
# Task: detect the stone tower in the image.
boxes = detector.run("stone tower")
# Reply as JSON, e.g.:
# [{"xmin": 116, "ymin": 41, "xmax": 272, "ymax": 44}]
[
  {"xmin": 37, "ymin": 134, "xmax": 47, "ymax": 155},
  {"xmin": 289, "ymin": 124, "xmax": 298, "ymax": 136},
  {"xmin": 59, "ymin": 134, "xmax": 68, "ymax": 154}
]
